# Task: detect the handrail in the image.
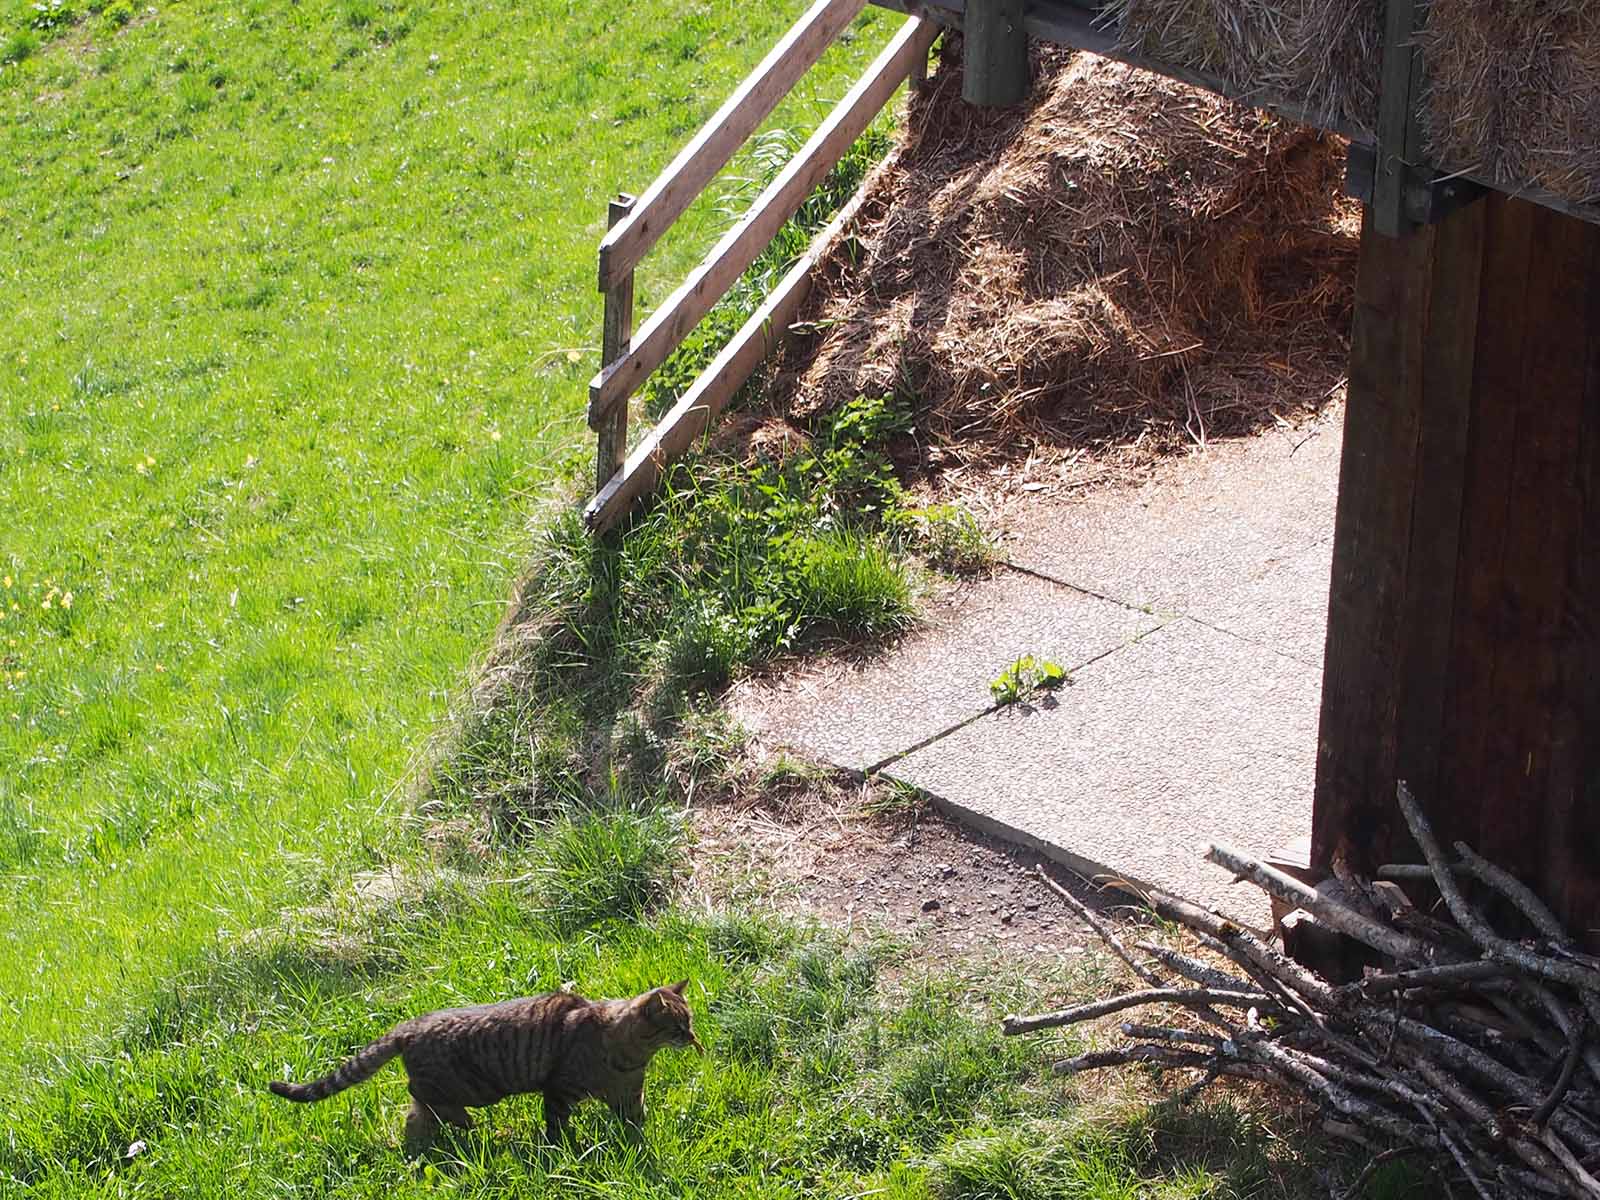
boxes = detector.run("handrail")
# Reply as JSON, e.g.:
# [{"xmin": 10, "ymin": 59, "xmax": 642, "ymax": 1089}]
[{"xmin": 596, "ymin": 0, "xmax": 868, "ymax": 293}]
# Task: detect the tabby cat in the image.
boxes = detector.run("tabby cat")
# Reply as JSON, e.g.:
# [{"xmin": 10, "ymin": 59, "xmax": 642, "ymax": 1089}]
[{"xmin": 268, "ymin": 980, "xmax": 700, "ymax": 1154}]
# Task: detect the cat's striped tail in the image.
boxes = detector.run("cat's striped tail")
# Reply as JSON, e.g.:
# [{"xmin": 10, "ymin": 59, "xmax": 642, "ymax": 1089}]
[{"xmin": 269, "ymin": 1029, "xmax": 411, "ymax": 1103}]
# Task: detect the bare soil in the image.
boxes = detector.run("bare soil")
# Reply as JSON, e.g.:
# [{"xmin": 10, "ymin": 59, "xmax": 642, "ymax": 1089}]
[{"xmin": 686, "ymin": 778, "xmax": 1155, "ymax": 971}]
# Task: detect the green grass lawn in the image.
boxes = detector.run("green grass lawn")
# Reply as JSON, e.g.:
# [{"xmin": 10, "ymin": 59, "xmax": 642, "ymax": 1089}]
[{"xmin": 0, "ymin": 0, "xmax": 902, "ymax": 1075}]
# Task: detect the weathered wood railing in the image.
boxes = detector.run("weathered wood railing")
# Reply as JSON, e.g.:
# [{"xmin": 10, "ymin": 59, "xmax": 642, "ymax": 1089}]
[{"xmin": 583, "ymin": 0, "xmax": 936, "ymax": 533}]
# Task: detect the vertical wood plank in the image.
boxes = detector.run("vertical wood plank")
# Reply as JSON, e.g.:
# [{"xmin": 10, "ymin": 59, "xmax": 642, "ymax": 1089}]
[
  {"xmin": 597, "ymin": 194, "xmax": 636, "ymax": 495},
  {"xmin": 1371, "ymin": 0, "xmax": 1421, "ymax": 238},
  {"xmin": 1475, "ymin": 205, "xmax": 1584, "ymax": 870},
  {"xmin": 1551, "ymin": 230, "xmax": 1600, "ymax": 944},
  {"xmin": 1488, "ymin": 209, "xmax": 1597, "ymax": 904},
  {"xmin": 1392, "ymin": 199, "xmax": 1485, "ymax": 818},
  {"xmin": 1313, "ymin": 210, "xmax": 1432, "ymax": 872},
  {"xmin": 1435, "ymin": 195, "xmax": 1534, "ymax": 858}
]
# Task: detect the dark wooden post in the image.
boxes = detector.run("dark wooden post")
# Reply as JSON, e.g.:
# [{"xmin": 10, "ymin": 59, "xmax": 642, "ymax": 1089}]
[
  {"xmin": 962, "ymin": 0, "xmax": 1028, "ymax": 107},
  {"xmin": 1314, "ymin": 192, "xmax": 1600, "ymax": 952},
  {"xmin": 596, "ymin": 193, "xmax": 636, "ymax": 494}
]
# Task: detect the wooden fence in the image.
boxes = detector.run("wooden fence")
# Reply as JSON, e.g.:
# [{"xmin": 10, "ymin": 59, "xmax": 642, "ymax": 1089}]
[{"xmin": 583, "ymin": 0, "xmax": 937, "ymax": 533}]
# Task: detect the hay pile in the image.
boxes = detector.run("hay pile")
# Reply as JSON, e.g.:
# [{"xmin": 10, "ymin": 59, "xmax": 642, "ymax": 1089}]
[
  {"xmin": 1107, "ymin": 0, "xmax": 1383, "ymax": 140},
  {"xmin": 1421, "ymin": 0, "xmax": 1600, "ymax": 206},
  {"xmin": 772, "ymin": 44, "xmax": 1358, "ymax": 479}
]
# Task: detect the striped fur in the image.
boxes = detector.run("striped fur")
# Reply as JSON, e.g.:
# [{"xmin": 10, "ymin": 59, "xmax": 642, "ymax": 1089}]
[
  {"xmin": 268, "ymin": 981, "xmax": 699, "ymax": 1155},
  {"xmin": 268, "ymin": 1029, "xmax": 412, "ymax": 1102}
]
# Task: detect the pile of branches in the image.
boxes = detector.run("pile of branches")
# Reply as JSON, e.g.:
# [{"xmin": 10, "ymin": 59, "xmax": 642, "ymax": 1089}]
[{"xmin": 1005, "ymin": 782, "xmax": 1600, "ymax": 1199}]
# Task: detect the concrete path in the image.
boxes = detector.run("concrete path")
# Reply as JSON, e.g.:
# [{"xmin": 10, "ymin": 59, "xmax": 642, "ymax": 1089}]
[{"xmin": 731, "ymin": 408, "xmax": 1343, "ymax": 928}]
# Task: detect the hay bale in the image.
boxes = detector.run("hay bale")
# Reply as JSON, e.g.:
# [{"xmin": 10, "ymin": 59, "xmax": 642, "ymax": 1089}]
[
  {"xmin": 1101, "ymin": 0, "xmax": 1600, "ymax": 209},
  {"xmin": 1104, "ymin": 0, "xmax": 1383, "ymax": 140},
  {"xmin": 1420, "ymin": 0, "xmax": 1600, "ymax": 206},
  {"xmin": 770, "ymin": 45, "xmax": 1358, "ymax": 476}
]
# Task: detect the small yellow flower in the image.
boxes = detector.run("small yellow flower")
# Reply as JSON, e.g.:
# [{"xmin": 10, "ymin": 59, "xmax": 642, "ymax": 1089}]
[
  {"xmin": 146, "ymin": 455, "xmax": 156, "ymax": 467},
  {"xmin": 2, "ymin": 575, "xmax": 11, "ymax": 588},
  {"xmin": 154, "ymin": 663, "xmax": 165, "ymax": 672},
  {"xmin": 61, "ymin": 591, "xmax": 73, "ymax": 609},
  {"xmin": 135, "ymin": 461, "xmax": 148, "ymax": 475},
  {"xmin": 40, "ymin": 597, "xmax": 51, "ymax": 610},
  {"xmin": 490, "ymin": 430, "xmax": 502, "ymax": 442},
  {"xmin": 566, "ymin": 349, "xmax": 582, "ymax": 364}
]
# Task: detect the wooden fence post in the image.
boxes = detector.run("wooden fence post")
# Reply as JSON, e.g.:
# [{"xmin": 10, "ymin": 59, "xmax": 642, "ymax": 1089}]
[
  {"xmin": 963, "ymin": 0, "xmax": 1027, "ymax": 107},
  {"xmin": 596, "ymin": 193, "xmax": 636, "ymax": 495}
]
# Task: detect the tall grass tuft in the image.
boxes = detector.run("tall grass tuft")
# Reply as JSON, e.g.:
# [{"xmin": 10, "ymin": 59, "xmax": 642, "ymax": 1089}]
[{"xmin": 535, "ymin": 807, "xmax": 684, "ymax": 932}]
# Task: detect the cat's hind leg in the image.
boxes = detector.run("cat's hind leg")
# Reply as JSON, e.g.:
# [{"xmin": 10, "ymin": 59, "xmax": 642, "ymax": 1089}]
[
  {"xmin": 403, "ymin": 1099, "xmax": 441, "ymax": 1158},
  {"xmin": 542, "ymin": 1093, "xmax": 573, "ymax": 1144}
]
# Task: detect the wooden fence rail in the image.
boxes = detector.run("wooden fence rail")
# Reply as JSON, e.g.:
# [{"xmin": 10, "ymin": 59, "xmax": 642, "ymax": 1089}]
[
  {"xmin": 583, "ymin": 9, "xmax": 936, "ymax": 532},
  {"xmin": 597, "ymin": 0, "xmax": 868, "ymax": 294},
  {"xmin": 586, "ymin": 148, "xmax": 900, "ymax": 532}
]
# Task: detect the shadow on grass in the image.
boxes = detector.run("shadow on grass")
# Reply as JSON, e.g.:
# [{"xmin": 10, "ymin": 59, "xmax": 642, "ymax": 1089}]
[{"xmin": 930, "ymin": 1097, "xmax": 1337, "ymax": 1200}]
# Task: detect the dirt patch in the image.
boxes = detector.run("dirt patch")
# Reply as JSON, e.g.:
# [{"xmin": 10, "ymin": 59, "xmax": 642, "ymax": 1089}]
[
  {"xmin": 764, "ymin": 41, "xmax": 1358, "ymax": 496},
  {"xmin": 687, "ymin": 777, "xmax": 1155, "ymax": 971}
]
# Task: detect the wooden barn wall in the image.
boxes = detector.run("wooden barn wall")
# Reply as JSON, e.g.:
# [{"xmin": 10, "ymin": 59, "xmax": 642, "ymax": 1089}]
[{"xmin": 1314, "ymin": 192, "xmax": 1600, "ymax": 951}]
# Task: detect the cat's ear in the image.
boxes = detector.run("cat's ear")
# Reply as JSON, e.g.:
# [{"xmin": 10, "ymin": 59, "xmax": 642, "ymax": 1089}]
[{"xmin": 667, "ymin": 979, "xmax": 689, "ymax": 996}]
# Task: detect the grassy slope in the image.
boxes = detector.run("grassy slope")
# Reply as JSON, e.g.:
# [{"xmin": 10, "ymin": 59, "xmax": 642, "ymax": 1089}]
[
  {"xmin": 0, "ymin": 0, "xmax": 900, "ymax": 1071},
  {"xmin": 7, "ymin": 861, "xmax": 1309, "ymax": 1200}
]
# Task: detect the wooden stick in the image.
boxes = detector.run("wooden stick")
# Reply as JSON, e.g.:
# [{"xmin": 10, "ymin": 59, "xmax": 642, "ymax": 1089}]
[
  {"xmin": 1205, "ymin": 841, "xmax": 1435, "ymax": 966},
  {"xmin": 1144, "ymin": 885, "xmax": 1338, "ymax": 1008},
  {"xmin": 1452, "ymin": 841, "xmax": 1573, "ymax": 945},
  {"xmin": 1118, "ymin": 1022, "xmax": 1228, "ymax": 1050},
  {"xmin": 1134, "ymin": 940, "xmax": 1253, "ymax": 992},
  {"xmin": 1532, "ymin": 1024, "xmax": 1587, "ymax": 1129},
  {"xmin": 1333, "ymin": 960, "xmax": 1508, "ymax": 1000},
  {"xmin": 1396, "ymin": 782, "xmax": 1600, "ymax": 996},
  {"xmin": 1052, "ymin": 1045, "xmax": 1284, "ymax": 1089},
  {"xmin": 594, "ymin": 195, "xmax": 637, "ymax": 489},
  {"xmin": 1002, "ymin": 987, "xmax": 1276, "ymax": 1036},
  {"xmin": 1034, "ymin": 865, "xmax": 1163, "ymax": 987},
  {"xmin": 1538, "ymin": 1128, "xmax": 1600, "ymax": 1200}
]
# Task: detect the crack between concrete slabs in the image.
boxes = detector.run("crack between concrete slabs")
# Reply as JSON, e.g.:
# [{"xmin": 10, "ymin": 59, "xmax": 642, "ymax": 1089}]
[
  {"xmin": 1005, "ymin": 558, "xmax": 1326, "ymax": 671},
  {"xmin": 1167, "ymin": 613, "xmax": 1325, "ymax": 671},
  {"xmin": 1000, "ymin": 559, "xmax": 1169, "ymax": 620},
  {"xmin": 859, "ymin": 617, "xmax": 1178, "ymax": 776}
]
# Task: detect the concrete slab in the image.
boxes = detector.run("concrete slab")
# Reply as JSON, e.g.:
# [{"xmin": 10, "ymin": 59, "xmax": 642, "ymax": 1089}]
[
  {"xmin": 1003, "ymin": 412, "xmax": 1342, "ymax": 628},
  {"xmin": 1188, "ymin": 535, "xmax": 1334, "ymax": 668},
  {"xmin": 884, "ymin": 617, "xmax": 1320, "ymax": 927},
  {"xmin": 731, "ymin": 410, "xmax": 1341, "ymax": 925},
  {"xmin": 729, "ymin": 569, "xmax": 1160, "ymax": 772}
]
